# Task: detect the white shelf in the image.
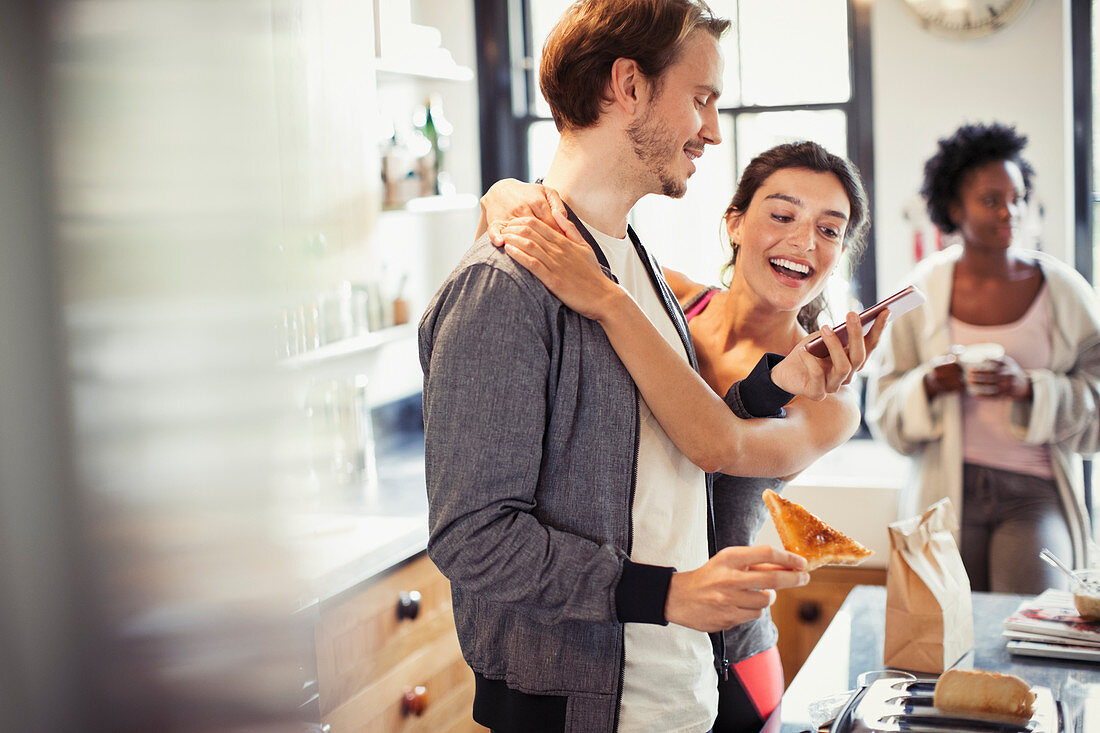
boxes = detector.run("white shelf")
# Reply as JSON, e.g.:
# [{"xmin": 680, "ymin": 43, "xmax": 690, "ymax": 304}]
[
  {"xmin": 375, "ymin": 58, "xmax": 473, "ymax": 82},
  {"xmin": 281, "ymin": 324, "xmax": 416, "ymax": 370},
  {"xmin": 281, "ymin": 324, "xmax": 421, "ymax": 409},
  {"xmin": 382, "ymin": 193, "xmax": 478, "ymax": 215}
]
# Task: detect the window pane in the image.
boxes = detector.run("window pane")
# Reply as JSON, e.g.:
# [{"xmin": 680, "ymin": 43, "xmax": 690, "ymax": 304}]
[
  {"xmin": 738, "ymin": 0, "xmax": 850, "ymax": 106},
  {"xmin": 629, "ymin": 117, "xmax": 736, "ymax": 284},
  {"xmin": 707, "ymin": 1, "xmax": 742, "ymax": 107},
  {"xmin": 530, "ymin": 1, "xmax": 574, "ymax": 119},
  {"xmin": 734, "ymin": 109, "xmax": 847, "ymax": 175},
  {"xmin": 527, "ymin": 119, "xmax": 560, "ymax": 181}
]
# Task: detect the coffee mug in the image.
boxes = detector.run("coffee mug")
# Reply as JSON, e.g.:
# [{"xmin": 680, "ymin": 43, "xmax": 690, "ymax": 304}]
[{"xmin": 956, "ymin": 342, "xmax": 1005, "ymax": 396}]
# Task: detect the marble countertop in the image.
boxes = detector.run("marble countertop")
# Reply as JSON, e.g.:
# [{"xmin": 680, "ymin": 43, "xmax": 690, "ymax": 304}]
[{"xmin": 769, "ymin": 585, "xmax": 1100, "ymax": 732}]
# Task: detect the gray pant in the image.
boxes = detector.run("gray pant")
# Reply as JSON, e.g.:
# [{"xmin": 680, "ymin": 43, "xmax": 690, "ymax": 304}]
[{"xmin": 960, "ymin": 462, "xmax": 1072, "ymax": 594}]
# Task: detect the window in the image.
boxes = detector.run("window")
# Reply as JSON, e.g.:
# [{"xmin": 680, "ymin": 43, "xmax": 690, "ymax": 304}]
[{"xmin": 475, "ymin": 0, "xmax": 877, "ymax": 305}]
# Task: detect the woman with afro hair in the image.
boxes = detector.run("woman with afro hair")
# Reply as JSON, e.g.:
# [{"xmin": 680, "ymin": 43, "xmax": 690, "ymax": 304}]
[{"xmin": 868, "ymin": 122, "xmax": 1100, "ymax": 592}]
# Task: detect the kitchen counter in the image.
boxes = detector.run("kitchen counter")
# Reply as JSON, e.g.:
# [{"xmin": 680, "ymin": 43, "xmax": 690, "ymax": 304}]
[
  {"xmin": 767, "ymin": 585, "xmax": 1100, "ymax": 732},
  {"xmin": 287, "ymin": 428, "xmax": 429, "ymax": 611}
]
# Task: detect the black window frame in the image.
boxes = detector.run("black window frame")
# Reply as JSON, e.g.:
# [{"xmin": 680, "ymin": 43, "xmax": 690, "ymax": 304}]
[
  {"xmin": 1072, "ymin": 0, "xmax": 1093, "ymax": 519},
  {"xmin": 1073, "ymin": 0, "xmax": 1092, "ymax": 282}
]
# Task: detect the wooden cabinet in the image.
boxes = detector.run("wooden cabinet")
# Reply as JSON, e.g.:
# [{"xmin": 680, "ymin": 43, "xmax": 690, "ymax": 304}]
[
  {"xmin": 315, "ymin": 553, "xmax": 486, "ymax": 732},
  {"xmin": 771, "ymin": 566, "xmax": 886, "ymax": 686}
]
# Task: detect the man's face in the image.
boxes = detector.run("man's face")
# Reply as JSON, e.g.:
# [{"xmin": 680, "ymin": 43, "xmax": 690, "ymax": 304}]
[{"xmin": 626, "ymin": 30, "xmax": 723, "ymax": 198}]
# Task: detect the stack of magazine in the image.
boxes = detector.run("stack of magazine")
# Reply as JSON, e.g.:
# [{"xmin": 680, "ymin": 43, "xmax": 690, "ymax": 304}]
[{"xmin": 1002, "ymin": 589, "xmax": 1100, "ymax": 662}]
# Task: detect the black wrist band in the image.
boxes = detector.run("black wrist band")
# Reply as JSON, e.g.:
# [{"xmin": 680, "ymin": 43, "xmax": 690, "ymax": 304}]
[{"xmin": 724, "ymin": 352, "xmax": 794, "ymax": 419}]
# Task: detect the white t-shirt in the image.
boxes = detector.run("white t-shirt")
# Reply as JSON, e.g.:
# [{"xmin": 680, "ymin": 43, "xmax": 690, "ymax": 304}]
[{"xmin": 580, "ymin": 219, "xmax": 717, "ymax": 733}]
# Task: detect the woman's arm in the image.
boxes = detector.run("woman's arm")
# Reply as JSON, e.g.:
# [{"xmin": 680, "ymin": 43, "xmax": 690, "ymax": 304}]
[
  {"xmin": 1012, "ymin": 269, "xmax": 1100, "ymax": 452},
  {"xmin": 775, "ymin": 391, "xmax": 862, "ymax": 481},
  {"xmin": 499, "ymin": 214, "xmax": 885, "ymax": 478}
]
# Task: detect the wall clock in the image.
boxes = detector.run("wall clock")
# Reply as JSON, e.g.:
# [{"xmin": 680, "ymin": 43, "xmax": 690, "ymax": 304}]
[{"xmin": 902, "ymin": 0, "xmax": 1034, "ymax": 40}]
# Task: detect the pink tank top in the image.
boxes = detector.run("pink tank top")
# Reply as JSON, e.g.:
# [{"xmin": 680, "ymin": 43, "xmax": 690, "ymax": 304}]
[
  {"xmin": 683, "ymin": 288, "xmax": 719, "ymax": 321},
  {"xmin": 950, "ymin": 284, "xmax": 1053, "ymax": 478}
]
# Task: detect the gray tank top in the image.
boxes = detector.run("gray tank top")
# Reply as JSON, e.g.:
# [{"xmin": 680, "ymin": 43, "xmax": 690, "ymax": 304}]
[{"xmin": 713, "ymin": 473, "xmax": 786, "ymax": 662}]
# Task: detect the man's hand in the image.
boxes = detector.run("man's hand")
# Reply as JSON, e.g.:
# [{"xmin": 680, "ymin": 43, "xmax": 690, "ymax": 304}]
[
  {"xmin": 771, "ymin": 310, "xmax": 889, "ymax": 401},
  {"xmin": 664, "ymin": 545, "xmax": 809, "ymax": 633}
]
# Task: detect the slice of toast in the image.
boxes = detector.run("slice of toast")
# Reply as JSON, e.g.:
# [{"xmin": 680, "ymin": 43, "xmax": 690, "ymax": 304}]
[
  {"xmin": 761, "ymin": 489, "xmax": 872, "ymax": 571},
  {"xmin": 933, "ymin": 669, "xmax": 1036, "ymax": 722}
]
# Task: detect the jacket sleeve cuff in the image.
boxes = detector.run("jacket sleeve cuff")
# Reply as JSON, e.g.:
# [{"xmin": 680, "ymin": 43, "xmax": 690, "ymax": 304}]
[
  {"xmin": 723, "ymin": 352, "xmax": 794, "ymax": 418},
  {"xmin": 615, "ymin": 559, "xmax": 674, "ymax": 625}
]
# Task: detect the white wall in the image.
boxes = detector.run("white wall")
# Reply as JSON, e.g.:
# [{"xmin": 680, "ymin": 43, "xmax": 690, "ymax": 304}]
[{"xmin": 871, "ymin": 0, "xmax": 1073, "ymax": 293}]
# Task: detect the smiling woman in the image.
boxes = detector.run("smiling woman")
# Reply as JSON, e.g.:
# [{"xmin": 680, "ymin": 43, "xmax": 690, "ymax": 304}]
[{"xmin": 724, "ymin": 167, "xmax": 852, "ymax": 336}]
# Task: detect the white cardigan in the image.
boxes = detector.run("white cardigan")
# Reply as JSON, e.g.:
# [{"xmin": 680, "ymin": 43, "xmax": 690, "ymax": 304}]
[{"xmin": 867, "ymin": 245, "xmax": 1100, "ymax": 567}]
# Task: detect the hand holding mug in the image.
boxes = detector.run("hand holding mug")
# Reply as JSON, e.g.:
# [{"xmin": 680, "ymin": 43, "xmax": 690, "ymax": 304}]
[
  {"xmin": 924, "ymin": 347, "xmax": 965, "ymax": 398},
  {"xmin": 959, "ymin": 344, "xmax": 1031, "ymax": 400}
]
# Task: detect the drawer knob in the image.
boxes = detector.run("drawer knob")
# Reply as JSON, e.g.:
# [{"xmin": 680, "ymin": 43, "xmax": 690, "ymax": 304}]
[
  {"xmin": 397, "ymin": 590, "xmax": 422, "ymax": 620},
  {"xmin": 798, "ymin": 600, "xmax": 822, "ymax": 623},
  {"xmin": 402, "ymin": 685, "xmax": 428, "ymax": 716}
]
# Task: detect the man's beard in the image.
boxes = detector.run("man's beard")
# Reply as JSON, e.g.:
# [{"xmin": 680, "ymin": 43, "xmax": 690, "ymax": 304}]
[{"xmin": 626, "ymin": 110, "xmax": 687, "ymax": 199}]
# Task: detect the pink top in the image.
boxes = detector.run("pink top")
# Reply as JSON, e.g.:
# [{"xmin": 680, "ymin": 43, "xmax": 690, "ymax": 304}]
[
  {"xmin": 950, "ymin": 284, "xmax": 1053, "ymax": 478},
  {"xmin": 683, "ymin": 288, "xmax": 719, "ymax": 321}
]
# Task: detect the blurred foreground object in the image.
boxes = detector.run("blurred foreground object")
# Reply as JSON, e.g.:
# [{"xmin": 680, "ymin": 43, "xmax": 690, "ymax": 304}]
[{"xmin": 1, "ymin": 1, "xmax": 313, "ymax": 730}]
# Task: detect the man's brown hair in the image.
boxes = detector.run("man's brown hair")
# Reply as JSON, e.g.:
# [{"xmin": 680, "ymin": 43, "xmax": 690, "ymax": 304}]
[{"xmin": 539, "ymin": 0, "xmax": 730, "ymax": 131}]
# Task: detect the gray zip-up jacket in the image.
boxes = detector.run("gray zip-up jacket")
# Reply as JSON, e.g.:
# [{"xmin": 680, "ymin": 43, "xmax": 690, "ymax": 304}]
[{"xmin": 419, "ymin": 221, "xmax": 788, "ymax": 731}]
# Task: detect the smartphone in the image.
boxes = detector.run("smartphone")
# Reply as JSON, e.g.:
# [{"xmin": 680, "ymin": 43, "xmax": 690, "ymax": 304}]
[{"xmin": 805, "ymin": 285, "xmax": 926, "ymax": 358}]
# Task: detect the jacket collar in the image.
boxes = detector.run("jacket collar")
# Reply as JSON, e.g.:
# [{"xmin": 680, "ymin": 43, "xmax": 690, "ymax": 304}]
[{"xmin": 562, "ymin": 204, "xmax": 698, "ymax": 371}]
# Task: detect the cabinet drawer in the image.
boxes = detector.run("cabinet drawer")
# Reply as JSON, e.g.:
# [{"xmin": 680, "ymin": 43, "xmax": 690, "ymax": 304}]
[
  {"xmin": 315, "ymin": 553, "xmax": 458, "ymax": 716},
  {"xmin": 324, "ymin": 629, "xmax": 482, "ymax": 732}
]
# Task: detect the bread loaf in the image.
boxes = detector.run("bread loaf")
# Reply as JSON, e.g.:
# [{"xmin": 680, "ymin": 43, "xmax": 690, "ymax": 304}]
[{"xmin": 932, "ymin": 669, "xmax": 1035, "ymax": 722}]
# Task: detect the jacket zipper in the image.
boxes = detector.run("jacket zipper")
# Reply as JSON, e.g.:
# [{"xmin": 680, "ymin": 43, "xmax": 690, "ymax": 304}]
[{"xmin": 614, "ymin": 392, "xmax": 641, "ymax": 731}]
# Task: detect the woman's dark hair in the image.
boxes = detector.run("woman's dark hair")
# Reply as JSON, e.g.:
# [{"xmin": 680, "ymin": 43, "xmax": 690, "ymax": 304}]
[
  {"xmin": 920, "ymin": 122, "xmax": 1034, "ymax": 234},
  {"xmin": 540, "ymin": 0, "xmax": 730, "ymax": 131},
  {"xmin": 722, "ymin": 141, "xmax": 870, "ymax": 332}
]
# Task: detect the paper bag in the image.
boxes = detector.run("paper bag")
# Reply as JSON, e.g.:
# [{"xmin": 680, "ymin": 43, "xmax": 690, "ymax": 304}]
[{"xmin": 883, "ymin": 498, "xmax": 973, "ymax": 673}]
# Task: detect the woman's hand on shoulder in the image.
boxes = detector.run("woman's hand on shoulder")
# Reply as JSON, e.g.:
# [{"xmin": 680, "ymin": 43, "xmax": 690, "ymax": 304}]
[
  {"xmin": 480, "ymin": 179, "xmax": 567, "ymax": 243},
  {"xmin": 497, "ymin": 211, "xmax": 627, "ymax": 322}
]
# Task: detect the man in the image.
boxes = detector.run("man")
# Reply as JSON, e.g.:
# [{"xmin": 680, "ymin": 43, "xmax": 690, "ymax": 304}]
[{"xmin": 420, "ymin": 2, "xmax": 864, "ymax": 729}]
